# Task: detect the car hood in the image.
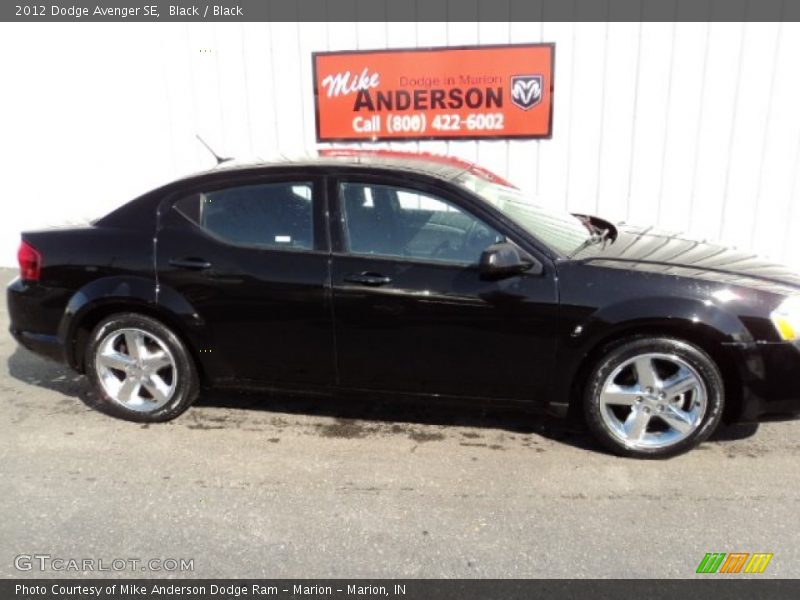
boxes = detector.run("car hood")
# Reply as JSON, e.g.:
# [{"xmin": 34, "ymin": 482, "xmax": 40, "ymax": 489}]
[{"xmin": 571, "ymin": 224, "xmax": 800, "ymax": 292}]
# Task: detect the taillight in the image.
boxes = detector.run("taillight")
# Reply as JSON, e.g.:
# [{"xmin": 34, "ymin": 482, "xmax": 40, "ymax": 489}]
[{"xmin": 17, "ymin": 240, "xmax": 41, "ymax": 282}]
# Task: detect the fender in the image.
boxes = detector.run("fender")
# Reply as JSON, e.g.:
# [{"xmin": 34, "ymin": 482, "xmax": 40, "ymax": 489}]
[
  {"xmin": 576, "ymin": 295, "xmax": 753, "ymax": 348},
  {"xmin": 549, "ymin": 295, "xmax": 759, "ymax": 417},
  {"xmin": 57, "ymin": 276, "xmax": 223, "ymax": 379},
  {"xmin": 153, "ymin": 282, "xmax": 233, "ymax": 379}
]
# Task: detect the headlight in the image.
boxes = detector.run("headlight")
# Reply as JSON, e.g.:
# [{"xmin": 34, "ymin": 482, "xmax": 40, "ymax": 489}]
[{"xmin": 770, "ymin": 296, "xmax": 800, "ymax": 341}]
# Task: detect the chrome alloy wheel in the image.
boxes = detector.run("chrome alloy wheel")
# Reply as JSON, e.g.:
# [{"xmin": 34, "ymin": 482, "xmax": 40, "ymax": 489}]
[
  {"xmin": 94, "ymin": 327, "xmax": 177, "ymax": 412},
  {"xmin": 598, "ymin": 352, "xmax": 707, "ymax": 450}
]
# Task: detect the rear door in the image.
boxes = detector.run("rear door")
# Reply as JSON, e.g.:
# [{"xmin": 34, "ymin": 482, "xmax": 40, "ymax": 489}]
[
  {"xmin": 329, "ymin": 175, "xmax": 559, "ymax": 402},
  {"xmin": 155, "ymin": 172, "xmax": 334, "ymax": 388}
]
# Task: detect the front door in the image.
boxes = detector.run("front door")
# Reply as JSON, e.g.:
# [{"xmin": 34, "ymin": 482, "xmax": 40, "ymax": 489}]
[
  {"xmin": 329, "ymin": 177, "xmax": 559, "ymax": 402},
  {"xmin": 155, "ymin": 173, "xmax": 334, "ymax": 388}
]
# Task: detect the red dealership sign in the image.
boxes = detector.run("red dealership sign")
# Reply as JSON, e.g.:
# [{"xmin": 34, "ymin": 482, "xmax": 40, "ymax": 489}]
[{"xmin": 312, "ymin": 44, "xmax": 554, "ymax": 142}]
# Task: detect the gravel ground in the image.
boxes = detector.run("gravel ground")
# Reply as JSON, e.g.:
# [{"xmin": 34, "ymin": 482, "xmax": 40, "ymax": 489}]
[{"xmin": 1, "ymin": 268, "xmax": 798, "ymax": 578}]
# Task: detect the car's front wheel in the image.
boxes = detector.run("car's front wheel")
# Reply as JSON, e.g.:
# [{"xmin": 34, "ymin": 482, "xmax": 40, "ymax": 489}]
[
  {"xmin": 584, "ymin": 337, "xmax": 724, "ymax": 458},
  {"xmin": 85, "ymin": 313, "xmax": 199, "ymax": 422}
]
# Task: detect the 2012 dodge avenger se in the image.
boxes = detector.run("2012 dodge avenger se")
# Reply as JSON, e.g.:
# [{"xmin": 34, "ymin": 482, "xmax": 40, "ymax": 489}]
[{"xmin": 8, "ymin": 150, "xmax": 800, "ymax": 457}]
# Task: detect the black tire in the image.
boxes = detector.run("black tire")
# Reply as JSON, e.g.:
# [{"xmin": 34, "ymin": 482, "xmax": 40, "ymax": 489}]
[
  {"xmin": 84, "ymin": 313, "xmax": 199, "ymax": 422},
  {"xmin": 584, "ymin": 337, "xmax": 724, "ymax": 458}
]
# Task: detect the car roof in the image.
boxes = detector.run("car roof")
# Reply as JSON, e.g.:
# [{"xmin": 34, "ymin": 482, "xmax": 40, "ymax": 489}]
[
  {"xmin": 184, "ymin": 149, "xmax": 517, "ymax": 188},
  {"xmin": 96, "ymin": 149, "xmax": 517, "ymax": 230}
]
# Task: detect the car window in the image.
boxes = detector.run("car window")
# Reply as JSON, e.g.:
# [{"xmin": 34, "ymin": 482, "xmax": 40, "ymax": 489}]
[
  {"xmin": 173, "ymin": 182, "xmax": 314, "ymax": 250},
  {"xmin": 340, "ymin": 182, "xmax": 504, "ymax": 265},
  {"xmin": 456, "ymin": 173, "xmax": 590, "ymax": 256}
]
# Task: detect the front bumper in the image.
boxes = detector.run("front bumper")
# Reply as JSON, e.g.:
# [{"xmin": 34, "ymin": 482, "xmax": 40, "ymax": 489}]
[
  {"xmin": 729, "ymin": 340, "xmax": 800, "ymax": 420},
  {"xmin": 748, "ymin": 341, "xmax": 800, "ymax": 416}
]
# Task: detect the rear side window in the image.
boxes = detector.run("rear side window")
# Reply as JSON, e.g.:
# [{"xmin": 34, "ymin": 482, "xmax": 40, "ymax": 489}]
[{"xmin": 174, "ymin": 182, "xmax": 314, "ymax": 250}]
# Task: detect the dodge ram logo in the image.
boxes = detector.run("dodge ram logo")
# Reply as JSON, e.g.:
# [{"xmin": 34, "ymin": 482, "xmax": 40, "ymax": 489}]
[{"xmin": 510, "ymin": 75, "xmax": 543, "ymax": 110}]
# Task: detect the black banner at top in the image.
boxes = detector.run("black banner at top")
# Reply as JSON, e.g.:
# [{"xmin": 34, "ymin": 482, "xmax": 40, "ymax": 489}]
[{"xmin": 1, "ymin": 0, "xmax": 797, "ymax": 22}]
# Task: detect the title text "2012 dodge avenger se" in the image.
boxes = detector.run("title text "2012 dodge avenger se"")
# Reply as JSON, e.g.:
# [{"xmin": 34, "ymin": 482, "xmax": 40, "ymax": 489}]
[{"xmin": 8, "ymin": 150, "xmax": 800, "ymax": 457}]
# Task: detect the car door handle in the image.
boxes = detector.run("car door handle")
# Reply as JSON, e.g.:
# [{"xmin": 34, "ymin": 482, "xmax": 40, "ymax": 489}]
[
  {"xmin": 168, "ymin": 258, "xmax": 212, "ymax": 270},
  {"xmin": 344, "ymin": 272, "xmax": 392, "ymax": 287}
]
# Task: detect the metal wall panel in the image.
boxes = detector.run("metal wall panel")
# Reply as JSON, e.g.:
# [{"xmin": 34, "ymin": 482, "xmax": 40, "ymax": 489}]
[{"xmin": 1, "ymin": 21, "xmax": 798, "ymax": 269}]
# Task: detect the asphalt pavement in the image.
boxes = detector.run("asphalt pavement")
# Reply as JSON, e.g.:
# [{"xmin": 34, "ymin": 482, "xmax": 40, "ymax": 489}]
[{"xmin": 1, "ymin": 268, "xmax": 798, "ymax": 578}]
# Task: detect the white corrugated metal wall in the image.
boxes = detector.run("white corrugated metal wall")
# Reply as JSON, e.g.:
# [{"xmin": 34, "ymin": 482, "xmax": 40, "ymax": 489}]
[{"xmin": 1, "ymin": 21, "xmax": 799, "ymax": 268}]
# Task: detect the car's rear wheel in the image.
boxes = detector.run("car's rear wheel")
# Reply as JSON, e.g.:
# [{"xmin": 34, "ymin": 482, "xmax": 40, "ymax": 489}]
[
  {"xmin": 85, "ymin": 313, "xmax": 199, "ymax": 422},
  {"xmin": 584, "ymin": 337, "xmax": 724, "ymax": 458}
]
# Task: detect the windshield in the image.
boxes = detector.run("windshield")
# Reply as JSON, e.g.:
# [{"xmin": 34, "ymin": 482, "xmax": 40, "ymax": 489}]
[{"xmin": 456, "ymin": 174, "xmax": 591, "ymax": 256}]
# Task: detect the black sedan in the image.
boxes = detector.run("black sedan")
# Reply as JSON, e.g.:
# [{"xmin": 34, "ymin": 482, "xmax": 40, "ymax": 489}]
[{"xmin": 8, "ymin": 150, "xmax": 800, "ymax": 458}]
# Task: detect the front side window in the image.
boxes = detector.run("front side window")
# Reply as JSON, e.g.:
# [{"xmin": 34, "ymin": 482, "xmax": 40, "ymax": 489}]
[
  {"xmin": 174, "ymin": 181, "xmax": 314, "ymax": 250},
  {"xmin": 340, "ymin": 182, "xmax": 504, "ymax": 265}
]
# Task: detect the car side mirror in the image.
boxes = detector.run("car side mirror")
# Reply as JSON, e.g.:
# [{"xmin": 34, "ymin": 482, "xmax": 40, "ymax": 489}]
[{"xmin": 479, "ymin": 242, "xmax": 542, "ymax": 280}]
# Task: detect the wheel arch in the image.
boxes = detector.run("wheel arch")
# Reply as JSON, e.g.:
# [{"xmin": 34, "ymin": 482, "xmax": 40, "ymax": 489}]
[
  {"xmin": 565, "ymin": 320, "xmax": 746, "ymax": 425},
  {"xmin": 57, "ymin": 277, "xmax": 207, "ymax": 384}
]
